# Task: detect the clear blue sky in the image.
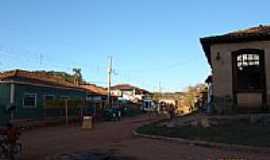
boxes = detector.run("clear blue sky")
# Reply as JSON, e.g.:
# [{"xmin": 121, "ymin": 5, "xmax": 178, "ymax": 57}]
[{"xmin": 0, "ymin": 0, "xmax": 269, "ymax": 91}]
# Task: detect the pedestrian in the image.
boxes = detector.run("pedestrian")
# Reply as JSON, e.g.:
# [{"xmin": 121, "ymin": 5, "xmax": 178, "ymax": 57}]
[
  {"xmin": 117, "ymin": 110, "xmax": 121, "ymax": 121},
  {"xmin": 169, "ymin": 104, "xmax": 175, "ymax": 120},
  {"xmin": 6, "ymin": 123, "xmax": 19, "ymax": 160}
]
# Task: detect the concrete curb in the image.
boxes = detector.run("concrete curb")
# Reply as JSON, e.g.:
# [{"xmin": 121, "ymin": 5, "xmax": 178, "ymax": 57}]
[{"xmin": 133, "ymin": 129, "xmax": 270, "ymax": 153}]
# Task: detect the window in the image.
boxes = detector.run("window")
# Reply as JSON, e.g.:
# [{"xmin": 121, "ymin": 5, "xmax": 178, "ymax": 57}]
[
  {"xmin": 233, "ymin": 49, "xmax": 265, "ymax": 91},
  {"xmin": 236, "ymin": 54, "xmax": 260, "ymax": 71},
  {"xmin": 23, "ymin": 93, "xmax": 37, "ymax": 108}
]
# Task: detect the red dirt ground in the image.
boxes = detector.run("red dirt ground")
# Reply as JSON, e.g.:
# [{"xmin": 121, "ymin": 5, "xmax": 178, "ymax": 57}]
[{"xmin": 21, "ymin": 115, "xmax": 270, "ymax": 160}]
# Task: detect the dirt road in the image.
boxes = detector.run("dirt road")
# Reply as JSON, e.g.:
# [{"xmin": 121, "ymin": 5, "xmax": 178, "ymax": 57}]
[{"xmin": 21, "ymin": 115, "xmax": 270, "ymax": 160}]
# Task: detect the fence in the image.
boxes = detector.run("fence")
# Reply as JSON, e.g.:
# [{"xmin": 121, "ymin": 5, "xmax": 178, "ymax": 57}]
[{"xmin": 44, "ymin": 99, "xmax": 99, "ymax": 124}]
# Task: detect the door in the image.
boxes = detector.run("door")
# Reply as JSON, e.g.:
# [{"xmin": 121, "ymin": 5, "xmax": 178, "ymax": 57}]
[{"xmin": 232, "ymin": 49, "xmax": 266, "ymax": 108}]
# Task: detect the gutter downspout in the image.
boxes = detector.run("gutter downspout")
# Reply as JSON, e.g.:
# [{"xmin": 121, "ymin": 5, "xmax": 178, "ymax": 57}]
[{"xmin": 10, "ymin": 82, "xmax": 15, "ymax": 120}]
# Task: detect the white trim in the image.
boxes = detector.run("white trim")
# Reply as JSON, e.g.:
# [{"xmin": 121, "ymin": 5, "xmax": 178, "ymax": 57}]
[
  {"xmin": 10, "ymin": 83, "xmax": 15, "ymax": 104},
  {"xmin": 23, "ymin": 93, "xmax": 37, "ymax": 108}
]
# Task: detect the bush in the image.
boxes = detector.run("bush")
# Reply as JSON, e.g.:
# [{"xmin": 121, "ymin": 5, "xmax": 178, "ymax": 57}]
[{"xmin": 212, "ymin": 95, "xmax": 234, "ymax": 114}]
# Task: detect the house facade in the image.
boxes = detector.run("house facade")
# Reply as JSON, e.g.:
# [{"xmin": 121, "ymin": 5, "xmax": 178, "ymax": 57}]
[
  {"xmin": 111, "ymin": 84, "xmax": 151, "ymax": 103},
  {"xmin": 201, "ymin": 25, "xmax": 270, "ymax": 112},
  {"xmin": 80, "ymin": 84, "xmax": 108, "ymax": 112},
  {"xmin": 0, "ymin": 70, "xmax": 89, "ymax": 124}
]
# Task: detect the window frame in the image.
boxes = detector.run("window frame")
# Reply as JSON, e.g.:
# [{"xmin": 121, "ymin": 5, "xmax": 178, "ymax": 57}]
[
  {"xmin": 236, "ymin": 53, "xmax": 260, "ymax": 71},
  {"xmin": 232, "ymin": 49, "xmax": 265, "ymax": 93},
  {"xmin": 23, "ymin": 93, "xmax": 37, "ymax": 108}
]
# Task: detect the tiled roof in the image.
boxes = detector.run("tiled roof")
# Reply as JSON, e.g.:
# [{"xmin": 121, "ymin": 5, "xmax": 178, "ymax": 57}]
[
  {"xmin": 80, "ymin": 84, "xmax": 107, "ymax": 96},
  {"xmin": 200, "ymin": 25, "xmax": 270, "ymax": 66},
  {"xmin": 111, "ymin": 84, "xmax": 137, "ymax": 90},
  {"xmin": 227, "ymin": 25, "xmax": 270, "ymax": 35},
  {"xmin": 0, "ymin": 69, "xmax": 83, "ymax": 90},
  {"xmin": 111, "ymin": 84, "xmax": 150, "ymax": 94}
]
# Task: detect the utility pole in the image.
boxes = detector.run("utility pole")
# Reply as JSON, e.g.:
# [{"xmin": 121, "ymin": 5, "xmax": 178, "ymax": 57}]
[
  {"xmin": 107, "ymin": 56, "xmax": 112, "ymax": 107},
  {"xmin": 159, "ymin": 81, "xmax": 162, "ymax": 93},
  {"xmin": 158, "ymin": 81, "xmax": 162, "ymax": 100}
]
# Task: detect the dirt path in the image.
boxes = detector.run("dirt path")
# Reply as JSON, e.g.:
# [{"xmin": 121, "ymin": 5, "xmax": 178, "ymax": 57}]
[{"xmin": 21, "ymin": 115, "xmax": 270, "ymax": 160}]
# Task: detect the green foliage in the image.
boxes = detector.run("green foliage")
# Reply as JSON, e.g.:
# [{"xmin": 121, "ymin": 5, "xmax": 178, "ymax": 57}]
[
  {"xmin": 72, "ymin": 68, "xmax": 83, "ymax": 83},
  {"xmin": 152, "ymin": 92, "xmax": 162, "ymax": 101},
  {"xmin": 137, "ymin": 120, "xmax": 270, "ymax": 147},
  {"xmin": 182, "ymin": 83, "xmax": 208, "ymax": 110},
  {"xmin": 212, "ymin": 95, "xmax": 234, "ymax": 114},
  {"xmin": 35, "ymin": 70, "xmax": 86, "ymax": 84}
]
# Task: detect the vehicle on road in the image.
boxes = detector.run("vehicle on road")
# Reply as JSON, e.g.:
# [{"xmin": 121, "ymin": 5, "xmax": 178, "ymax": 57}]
[
  {"xmin": 141, "ymin": 100, "xmax": 159, "ymax": 112},
  {"xmin": 103, "ymin": 106, "xmax": 122, "ymax": 121}
]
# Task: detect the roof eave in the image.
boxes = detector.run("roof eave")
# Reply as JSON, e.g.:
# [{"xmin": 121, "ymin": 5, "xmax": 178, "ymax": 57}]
[
  {"xmin": 200, "ymin": 38, "xmax": 212, "ymax": 68},
  {"xmin": 200, "ymin": 34, "xmax": 270, "ymax": 68}
]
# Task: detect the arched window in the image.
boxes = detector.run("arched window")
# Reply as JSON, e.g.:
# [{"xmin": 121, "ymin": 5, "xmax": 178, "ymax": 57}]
[
  {"xmin": 233, "ymin": 49, "xmax": 265, "ymax": 91},
  {"xmin": 236, "ymin": 53, "xmax": 260, "ymax": 71}
]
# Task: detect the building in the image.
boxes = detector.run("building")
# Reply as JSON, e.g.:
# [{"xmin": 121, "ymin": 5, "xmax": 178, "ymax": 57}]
[
  {"xmin": 201, "ymin": 25, "xmax": 270, "ymax": 112},
  {"xmin": 111, "ymin": 84, "xmax": 151, "ymax": 103},
  {"xmin": 80, "ymin": 84, "xmax": 107, "ymax": 111},
  {"xmin": 0, "ymin": 70, "xmax": 91, "ymax": 124},
  {"xmin": 156, "ymin": 92, "xmax": 190, "ymax": 114}
]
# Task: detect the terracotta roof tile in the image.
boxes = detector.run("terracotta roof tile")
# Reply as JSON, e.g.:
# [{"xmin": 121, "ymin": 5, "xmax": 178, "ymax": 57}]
[
  {"xmin": 80, "ymin": 84, "xmax": 107, "ymax": 96},
  {"xmin": 200, "ymin": 25, "xmax": 270, "ymax": 66},
  {"xmin": 0, "ymin": 69, "xmax": 83, "ymax": 90},
  {"xmin": 111, "ymin": 84, "xmax": 150, "ymax": 94}
]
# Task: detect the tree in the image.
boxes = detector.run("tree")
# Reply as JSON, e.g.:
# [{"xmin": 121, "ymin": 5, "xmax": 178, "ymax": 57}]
[
  {"xmin": 72, "ymin": 68, "xmax": 82, "ymax": 85},
  {"xmin": 152, "ymin": 92, "xmax": 162, "ymax": 101},
  {"xmin": 182, "ymin": 83, "xmax": 207, "ymax": 111}
]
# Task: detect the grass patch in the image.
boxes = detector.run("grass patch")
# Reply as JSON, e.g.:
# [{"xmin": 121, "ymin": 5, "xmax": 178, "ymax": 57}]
[
  {"xmin": 125, "ymin": 109, "xmax": 144, "ymax": 117},
  {"xmin": 136, "ymin": 120, "xmax": 270, "ymax": 147}
]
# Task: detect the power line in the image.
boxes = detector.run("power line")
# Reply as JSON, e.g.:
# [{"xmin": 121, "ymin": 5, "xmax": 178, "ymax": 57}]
[
  {"xmin": 0, "ymin": 44, "xmax": 197, "ymax": 91},
  {"xmin": 0, "ymin": 44, "xmax": 195, "ymax": 73},
  {"xmin": 116, "ymin": 56, "xmax": 196, "ymax": 73}
]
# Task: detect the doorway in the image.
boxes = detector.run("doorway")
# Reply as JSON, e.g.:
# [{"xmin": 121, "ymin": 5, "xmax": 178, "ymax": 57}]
[{"xmin": 232, "ymin": 49, "xmax": 266, "ymax": 108}]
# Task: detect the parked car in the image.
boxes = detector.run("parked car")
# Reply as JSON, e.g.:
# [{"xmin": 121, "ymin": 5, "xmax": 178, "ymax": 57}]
[{"xmin": 103, "ymin": 107, "xmax": 122, "ymax": 121}]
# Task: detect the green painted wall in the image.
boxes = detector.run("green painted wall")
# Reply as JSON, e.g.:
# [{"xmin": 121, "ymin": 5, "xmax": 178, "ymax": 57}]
[
  {"xmin": 0, "ymin": 83, "xmax": 10, "ymax": 125},
  {"xmin": 12, "ymin": 83, "xmax": 87, "ymax": 120}
]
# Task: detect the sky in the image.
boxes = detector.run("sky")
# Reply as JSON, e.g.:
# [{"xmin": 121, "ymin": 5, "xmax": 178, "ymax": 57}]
[{"xmin": 0, "ymin": 0, "xmax": 269, "ymax": 92}]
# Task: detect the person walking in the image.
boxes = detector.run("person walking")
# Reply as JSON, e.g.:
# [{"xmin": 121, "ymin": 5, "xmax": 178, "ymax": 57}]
[{"xmin": 6, "ymin": 123, "xmax": 20, "ymax": 160}]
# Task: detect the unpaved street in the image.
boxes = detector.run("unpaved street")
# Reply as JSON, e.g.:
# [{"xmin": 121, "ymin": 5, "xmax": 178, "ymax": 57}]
[{"xmin": 21, "ymin": 115, "xmax": 270, "ymax": 160}]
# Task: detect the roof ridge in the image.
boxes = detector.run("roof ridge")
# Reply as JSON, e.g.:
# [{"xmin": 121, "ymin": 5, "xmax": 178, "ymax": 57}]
[
  {"xmin": 227, "ymin": 24, "xmax": 270, "ymax": 35},
  {"xmin": 200, "ymin": 24, "xmax": 270, "ymax": 67},
  {"xmin": 0, "ymin": 69, "xmax": 80, "ymax": 89}
]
